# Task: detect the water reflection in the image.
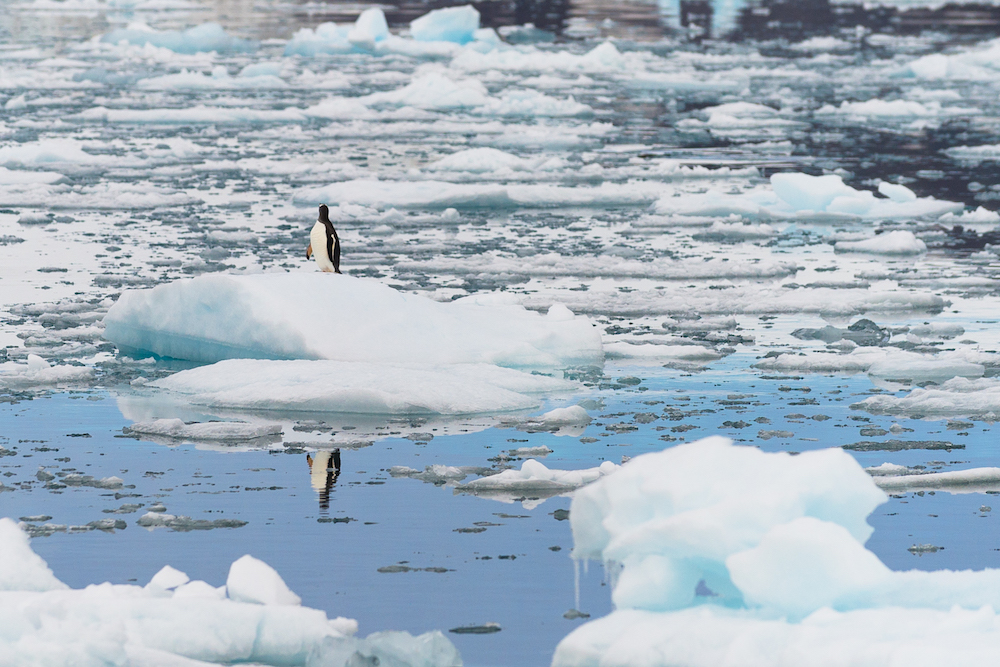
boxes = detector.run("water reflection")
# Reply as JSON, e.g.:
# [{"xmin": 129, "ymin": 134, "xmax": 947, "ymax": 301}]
[{"xmin": 307, "ymin": 448, "xmax": 341, "ymax": 509}]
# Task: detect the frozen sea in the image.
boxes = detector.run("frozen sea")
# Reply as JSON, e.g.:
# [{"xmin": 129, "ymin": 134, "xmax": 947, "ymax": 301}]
[{"xmin": 5, "ymin": 0, "xmax": 1000, "ymax": 664}]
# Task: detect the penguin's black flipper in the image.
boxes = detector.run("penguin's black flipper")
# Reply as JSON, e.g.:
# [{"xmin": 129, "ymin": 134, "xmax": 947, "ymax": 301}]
[
  {"xmin": 325, "ymin": 225, "xmax": 335, "ymax": 268},
  {"xmin": 333, "ymin": 234, "xmax": 341, "ymax": 274}
]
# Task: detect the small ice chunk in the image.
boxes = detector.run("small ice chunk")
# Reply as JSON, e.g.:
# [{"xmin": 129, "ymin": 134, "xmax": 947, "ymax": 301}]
[
  {"xmin": 532, "ymin": 405, "xmax": 592, "ymax": 426},
  {"xmin": 227, "ymin": 554, "xmax": 302, "ymax": 606},
  {"xmin": 835, "ymin": 231, "xmax": 927, "ymax": 255},
  {"xmin": 878, "ymin": 182, "xmax": 917, "ymax": 203},
  {"xmin": 147, "ymin": 564, "xmax": 190, "ymax": 591},
  {"xmin": 410, "ymin": 5, "xmax": 480, "ymax": 44}
]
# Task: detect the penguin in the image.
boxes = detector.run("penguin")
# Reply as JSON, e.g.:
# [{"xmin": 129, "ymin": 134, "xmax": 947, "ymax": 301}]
[{"xmin": 305, "ymin": 204, "xmax": 341, "ymax": 273}]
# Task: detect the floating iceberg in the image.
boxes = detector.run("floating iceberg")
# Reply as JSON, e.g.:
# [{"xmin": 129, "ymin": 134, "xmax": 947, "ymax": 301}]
[
  {"xmin": 103, "ymin": 273, "xmax": 602, "ymax": 368},
  {"xmin": 409, "ymin": 5, "xmax": 479, "ymax": 43},
  {"xmin": 284, "ymin": 7, "xmax": 488, "ymax": 57},
  {"xmin": 554, "ymin": 438, "xmax": 1000, "ymax": 666},
  {"xmin": 285, "ymin": 23, "xmax": 353, "ymax": 56},
  {"xmin": 0, "ymin": 518, "xmax": 460, "ymax": 666},
  {"xmin": 457, "ymin": 458, "xmax": 617, "ymax": 505},
  {"xmin": 754, "ymin": 347, "xmax": 990, "ymax": 383},
  {"xmin": 150, "ymin": 359, "xmax": 579, "ymax": 415},
  {"xmin": 348, "ymin": 8, "xmax": 389, "ymax": 49},
  {"xmin": 872, "ymin": 466, "xmax": 1000, "ymax": 493},
  {"xmin": 854, "ymin": 376, "xmax": 1000, "ymax": 419},
  {"xmin": 124, "ymin": 418, "xmax": 284, "ymax": 442},
  {"xmin": 0, "ymin": 354, "xmax": 93, "ymax": 389},
  {"xmin": 101, "ymin": 22, "xmax": 256, "ymax": 54}
]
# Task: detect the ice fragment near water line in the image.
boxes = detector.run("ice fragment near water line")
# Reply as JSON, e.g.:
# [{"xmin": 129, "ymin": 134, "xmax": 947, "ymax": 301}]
[
  {"xmin": 227, "ymin": 555, "xmax": 302, "ymax": 606},
  {"xmin": 0, "ymin": 518, "xmax": 67, "ymax": 592},
  {"xmin": 410, "ymin": 5, "xmax": 480, "ymax": 44},
  {"xmin": 147, "ymin": 565, "xmax": 189, "ymax": 592},
  {"xmin": 835, "ymin": 230, "xmax": 927, "ymax": 255}
]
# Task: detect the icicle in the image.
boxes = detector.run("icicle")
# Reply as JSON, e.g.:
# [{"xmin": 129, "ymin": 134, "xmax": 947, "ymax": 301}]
[{"xmin": 574, "ymin": 558, "xmax": 581, "ymax": 612}]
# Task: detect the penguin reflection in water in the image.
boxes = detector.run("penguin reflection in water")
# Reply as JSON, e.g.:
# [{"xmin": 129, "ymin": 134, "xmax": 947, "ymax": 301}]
[
  {"xmin": 306, "ymin": 204, "xmax": 341, "ymax": 273},
  {"xmin": 307, "ymin": 449, "xmax": 341, "ymax": 510}
]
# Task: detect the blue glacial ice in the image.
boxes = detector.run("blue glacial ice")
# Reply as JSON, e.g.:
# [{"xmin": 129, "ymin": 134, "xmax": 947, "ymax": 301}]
[
  {"xmin": 554, "ymin": 438, "xmax": 1000, "ymax": 666},
  {"xmin": 409, "ymin": 5, "xmax": 481, "ymax": 44}
]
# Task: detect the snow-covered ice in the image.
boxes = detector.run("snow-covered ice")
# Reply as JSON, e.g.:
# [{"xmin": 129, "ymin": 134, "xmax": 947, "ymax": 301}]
[
  {"xmin": 103, "ymin": 273, "xmax": 602, "ymax": 368},
  {"xmin": 0, "ymin": 517, "xmax": 460, "ymax": 666},
  {"xmin": 124, "ymin": 418, "xmax": 283, "ymax": 441},
  {"xmin": 150, "ymin": 359, "xmax": 579, "ymax": 414}
]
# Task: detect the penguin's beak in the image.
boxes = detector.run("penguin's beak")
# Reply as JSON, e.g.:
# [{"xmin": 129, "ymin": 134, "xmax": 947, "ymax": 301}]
[{"xmin": 306, "ymin": 243, "xmax": 312, "ymax": 259}]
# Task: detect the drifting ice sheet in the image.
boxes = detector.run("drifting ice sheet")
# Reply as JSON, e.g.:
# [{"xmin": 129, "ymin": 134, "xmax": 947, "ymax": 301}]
[{"xmin": 103, "ymin": 273, "xmax": 602, "ymax": 368}]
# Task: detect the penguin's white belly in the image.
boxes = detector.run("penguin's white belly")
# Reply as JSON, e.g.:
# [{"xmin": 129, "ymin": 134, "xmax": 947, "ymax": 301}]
[{"xmin": 310, "ymin": 221, "xmax": 335, "ymax": 272}]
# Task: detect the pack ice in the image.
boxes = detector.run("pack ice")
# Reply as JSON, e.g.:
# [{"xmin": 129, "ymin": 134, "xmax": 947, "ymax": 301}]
[
  {"xmin": 554, "ymin": 438, "xmax": 1000, "ymax": 666},
  {"xmin": 0, "ymin": 517, "xmax": 460, "ymax": 666}
]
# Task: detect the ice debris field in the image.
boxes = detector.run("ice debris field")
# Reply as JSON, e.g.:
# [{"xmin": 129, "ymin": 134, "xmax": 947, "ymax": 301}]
[{"xmin": 6, "ymin": 0, "xmax": 1000, "ymax": 664}]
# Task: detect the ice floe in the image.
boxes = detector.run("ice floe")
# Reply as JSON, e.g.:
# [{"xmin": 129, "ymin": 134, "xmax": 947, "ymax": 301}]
[
  {"xmin": 870, "ymin": 466, "xmax": 1000, "ymax": 493},
  {"xmin": 835, "ymin": 230, "xmax": 927, "ymax": 255},
  {"xmin": 653, "ymin": 172, "xmax": 962, "ymax": 220},
  {"xmin": 103, "ymin": 273, "xmax": 601, "ymax": 368},
  {"xmin": 554, "ymin": 437, "xmax": 1000, "ymax": 666},
  {"xmin": 457, "ymin": 458, "xmax": 617, "ymax": 504},
  {"xmin": 755, "ymin": 347, "xmax": 992, "ymax": 383},
  {"xmin": 149, "ymin": 359, "xmax": 579, "ymax": 414},
  {"xmin": 0, "ymin": 518, "xmax": 460, "ymax": 666},
  {"xmin": 124, "ymin": 418, "xmax": 283, "ymax": 442},
  {"xmin": 0, "ymin": 354, "xmax": 93, "ymax": 389},
  {"xmin": 854, "ymin": 377, "xmax": 1000, "ymax": 419},
  {"xmin": 101, "ymin": 22, "xmax": 256, "ymax": 54}
]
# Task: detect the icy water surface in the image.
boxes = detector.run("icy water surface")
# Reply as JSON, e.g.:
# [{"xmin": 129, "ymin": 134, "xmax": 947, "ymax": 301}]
[{"xmin": 5, "ymin": 0, "xmax": 1000, "ymax": 663}]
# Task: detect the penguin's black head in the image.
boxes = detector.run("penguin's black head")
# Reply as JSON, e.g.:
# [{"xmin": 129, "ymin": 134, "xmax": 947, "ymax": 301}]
[{"xmin": 318, "ymin": 204, "xmax": 330, "ymax": 223}]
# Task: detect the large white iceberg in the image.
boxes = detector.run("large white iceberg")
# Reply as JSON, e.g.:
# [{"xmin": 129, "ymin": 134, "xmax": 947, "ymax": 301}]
[
  {"xmin": 103, "ymin": 273, "xmax": 602, "ymax": 368},
  {"xmin": 554, "ymin": 437, "xmax": 1000, "ymax": 666},
  {"xmin": 0, "ymin": 517, "xmax": 460, "ymax": 666}
]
